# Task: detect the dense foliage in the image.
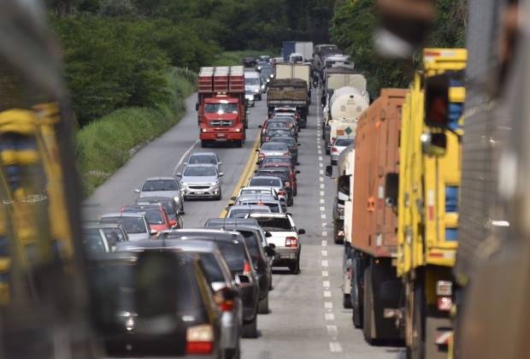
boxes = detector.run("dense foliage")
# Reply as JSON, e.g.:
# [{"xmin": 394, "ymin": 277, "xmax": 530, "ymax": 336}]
[{"xmin": 330, "ymin": 0, "xmax": 467, "ymax": 97}]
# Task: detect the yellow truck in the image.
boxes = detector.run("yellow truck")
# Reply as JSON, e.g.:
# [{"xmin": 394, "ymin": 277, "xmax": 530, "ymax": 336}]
[{"xmin": 397, "ymin": 48, "xmax": 466, "ymax": 359}]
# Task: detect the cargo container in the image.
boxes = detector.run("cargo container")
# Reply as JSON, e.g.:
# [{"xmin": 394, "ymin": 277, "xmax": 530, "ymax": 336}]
[
  {"xmin": 197, "ymin": 66, "xmax": 247, "ymax": 148},
  {"xmin": 282, "ymin": 41, "xmax": 314, "ymax": 62},
  {"xmin": 266, "ymin": 78, "xmax": 309, "ymax": 125},
  {"xmin": 347, "ymin": 89, "xmax": 408, "ymax": 342},
  {"xmin": 275, "ymin": 63, "xmax": 312, "ymax": 101}
]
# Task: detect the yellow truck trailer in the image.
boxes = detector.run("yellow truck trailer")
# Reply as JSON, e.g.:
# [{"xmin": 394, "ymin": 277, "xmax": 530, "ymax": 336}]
[{"xmin": 397, "ymin": 48, "xmax": 466, "ymax": 359}]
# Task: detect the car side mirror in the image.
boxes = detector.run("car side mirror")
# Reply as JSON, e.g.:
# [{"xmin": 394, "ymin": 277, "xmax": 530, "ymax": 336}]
[
  {"xmin": 325, "ymin": 165, "xmax": 333, "ymax": 177},
  {"xmin": 265, "ymin": 231, "xmax": 272, "ymax": 238},
  {"xmin": 218, "ymin": 162, "xmax": 223, "ymax": 165},
  {"xmin": 295, "ymin": 170, "xmax": 300, "ymax": 174},
  {"xmin": 298, "ymin": 143, "xmax": 301, "ymax": 146},
  {"xmin": 298, "ymin": 229, "xmax": 306, "ymax": 235},
  {"xmin": 134, "ymin": 188, "xmax": 141, "ymax": 193},
  {"xmin": 219, "ymin": 173, "xmax": 224, "ymax": 177},
  {"xmin": 175, "ymin": 173, "xmax": 182, "ymax": 177},
  {"xmin": 265, "ymin": 246, "xmax": 276, "ymax": 257},
  {"xmin": 258, "ymin": 125, "xmax": 263, "ymax": 128},
  {"xmin": 150, "ymin": 229, "xmax": 158, "ymax": 236},
  {"xmin": 235, "ymin": 274, "xmax": 251, "ymax": 285},
  {"xmin": 169, "ymin": 219, "xmax": 177, "ymax": 227},
  {"xmin": 255, "ymin": 149, "xmax": 260, "ymax": 152},
  {"xmin": 268, "ymin": 243, "xmax": 276, "ymax": 249}
]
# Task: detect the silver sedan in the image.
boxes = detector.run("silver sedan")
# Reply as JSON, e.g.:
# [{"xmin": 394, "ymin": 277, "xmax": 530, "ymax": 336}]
[{"xmin": 177, "ymin": 164, "xmax": 224, "ymax": 200}]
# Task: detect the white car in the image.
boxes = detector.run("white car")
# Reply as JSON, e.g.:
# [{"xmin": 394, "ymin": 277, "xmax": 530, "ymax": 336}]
[
  {"xmin": 248, "ymin": 213, "xmax": 305, "ymax": 274},
  {"xmin": 330, "ymin": 136, "xmax": 354, "ymax": 165}
]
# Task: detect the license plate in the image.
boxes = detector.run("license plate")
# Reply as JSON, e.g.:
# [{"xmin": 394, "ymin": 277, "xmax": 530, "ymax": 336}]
[{"xmin": 217, "ymin": 134, "xmax": 226, "ymax": 138}]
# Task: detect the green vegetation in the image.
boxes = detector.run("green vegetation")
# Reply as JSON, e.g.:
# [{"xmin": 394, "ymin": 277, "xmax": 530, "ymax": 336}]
[
  {"xmin": 77, "ymin": 68, "xmax": 196, "ymax": 194},
  {"xmin": 330, "ymin": 0, "xmax": 467, "ymax": 97}
]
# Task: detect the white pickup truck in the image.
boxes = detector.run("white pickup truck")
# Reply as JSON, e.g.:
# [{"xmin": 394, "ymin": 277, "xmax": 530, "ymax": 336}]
[{"xmin": 248, "ymin": 213, "xmax": 305, "ymax": 274}]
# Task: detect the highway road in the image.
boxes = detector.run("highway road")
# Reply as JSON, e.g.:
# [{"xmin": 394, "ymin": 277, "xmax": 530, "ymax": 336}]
[{"xmin": 84, "ymin": 89, "xmax": 405, "ymax": 359}]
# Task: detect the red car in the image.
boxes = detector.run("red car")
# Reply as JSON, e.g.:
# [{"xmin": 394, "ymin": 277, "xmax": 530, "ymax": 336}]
[
  {"xmin": 120, "ymin": 204, "xmax": 173, "ymax": 236},
  {"xmin": 260, "ymin": 163, "xmax": 300, "ymax": 196}
]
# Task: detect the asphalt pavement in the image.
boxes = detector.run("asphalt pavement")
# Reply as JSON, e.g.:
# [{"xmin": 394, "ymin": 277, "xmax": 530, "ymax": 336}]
[{"xmin": 84, "ymin": 88, "xmax": 405, "ymax": 359}]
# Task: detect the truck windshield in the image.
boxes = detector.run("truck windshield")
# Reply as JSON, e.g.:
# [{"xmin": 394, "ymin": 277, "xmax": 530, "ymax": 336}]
[
  {"xmin": 246, "ymin": 78, "xmax": 260, "ymax": 85},
  {"xmin": 205, "ymin": 103, "xmax": 238, "ymax": 114}
]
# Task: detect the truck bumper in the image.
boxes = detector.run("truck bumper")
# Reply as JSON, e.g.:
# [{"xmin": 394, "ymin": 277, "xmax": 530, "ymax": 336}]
[{"xmin": 200, "ymin": 132, "xmax": 244, "ymax": 141}]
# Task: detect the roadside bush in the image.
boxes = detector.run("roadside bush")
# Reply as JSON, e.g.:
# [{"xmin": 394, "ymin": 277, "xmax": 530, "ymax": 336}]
[{"xmin": 77, "ymin": 68, "xmax": 196, "ymax": 194}]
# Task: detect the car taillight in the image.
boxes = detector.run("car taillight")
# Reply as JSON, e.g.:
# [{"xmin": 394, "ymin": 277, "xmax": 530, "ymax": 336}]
[
  {"xmin": 259, "ymin": 153, "xmax": 266, "ymax": 158},
  {"xmin": 331, "ymin": 147, "xmax": 338, "ymax": 153},
  {"xmin": 436, "ymin": 280, "xmax": 453, "ymax": 312},
  {"xmin": 278, "ymin": 190, "xmax": 286, "ymax": 196},
  {"xmin": 330, "ymin": 137, "xmax": 335, "ymax": 144},
  {"xmin": 215, "ymin": 288, "xmax": 234, "ymax": 312},
  {"xmin": 285, "ymin": 236, "xmax": 298, "ymax": 247},
  {"xmin": 220, "ymin": 300, "xmax": 234, "ymax": 312},
  {"xmin": 283, "ymin": 152, "xmax": 289, "ymax": 156},
  {"xmin": 186, "ymin": 325, "xmax": 214, "ymax": 355},
  {"xmin": 284, "ymin": 181, "xmax": 291, "ymax": 188},
  {"xmin": 243, "ymin": 261, "xmax": 252, "ymax": 276},
  {"xmin": 263, "ymin": 137, "xmax": 270, "ymax": 142}
]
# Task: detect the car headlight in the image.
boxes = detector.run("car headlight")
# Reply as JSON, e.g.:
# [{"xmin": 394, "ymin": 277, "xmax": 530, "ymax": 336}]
[{"xmin": 210, "ymin": 181, "xmax": 220, "ymax": 186}]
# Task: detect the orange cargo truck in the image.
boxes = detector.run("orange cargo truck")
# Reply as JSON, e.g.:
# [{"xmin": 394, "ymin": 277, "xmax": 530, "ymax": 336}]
[{"xmin": 348, "ymin": 89, "xmax": 407, "ymax": 343}]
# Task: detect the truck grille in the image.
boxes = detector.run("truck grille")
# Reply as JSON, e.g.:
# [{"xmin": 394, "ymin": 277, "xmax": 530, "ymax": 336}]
[{"xmin": 210, "ymin": 120, "xmax": 233, "ymax": 127}]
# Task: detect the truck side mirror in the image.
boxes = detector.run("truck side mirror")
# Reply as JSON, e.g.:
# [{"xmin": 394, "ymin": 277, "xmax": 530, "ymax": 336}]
[
  {"xmin": 325, "ymin": 165, "xmax": 333, "ymax": 177},
  {"xmin": 384, "ymin": 172, "xmax": 399, "ymax": 207},
  {"xmin": 424, "ymin": 73, "xmax": 450, "ymax": 128},
  {"xmin": 421, "ymin": 132, "xmax": 447, "ymax": 157}
]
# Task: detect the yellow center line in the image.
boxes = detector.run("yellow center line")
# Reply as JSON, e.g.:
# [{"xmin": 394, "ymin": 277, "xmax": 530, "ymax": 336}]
[{"xmin": 219, "ymin": 133, "xmax": 261, "ymax": 218}]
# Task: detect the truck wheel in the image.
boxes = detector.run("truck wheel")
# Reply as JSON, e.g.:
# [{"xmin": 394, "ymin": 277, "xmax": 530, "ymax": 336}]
[
  {"xmin": 352, "ymin": 276, "xmax": 363, "ymax": 328},
  {"xmin": 363, "ymin": 266, "xmax": 376, "ymax": 344},
  {"xmin": 234, "ymin": 140, "xmax": 242, "ymax": 148},
  {"xmin": 343, "ymin": 293, "xmax": 352, "ymax": 309},
  {"xmin": 333, "ymin": 221, "xmax": 343, "ymax": 245}
]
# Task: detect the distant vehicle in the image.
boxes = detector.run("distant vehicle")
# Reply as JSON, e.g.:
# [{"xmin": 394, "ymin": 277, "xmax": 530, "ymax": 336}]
[
  {"xmin": 324, "ymin": 54, "xmax": 353, "ymax": 69},
  {"xmin": 242, "ymin": 56, "xmax": 257, "ymax": 67},
  {"xmin": 120, "ymin": 204, "xmax": 173, "ymax": 235},
  {"xmin": 256, "ymin": 142, "xmax": 290, "ymax": 164},
  {"xmin": 271, "ymin": 57, "xmax": 284, "ymax": 66},
  {"xmin": 259, "ymin": 162, "xmax": 299, "ymax": 197},
  {"xmin": 248, "ymin": 213, "xmax": 305, "ymax": 274},
  {"xmin": 245, "ymin": 71, "xmax": 262, "ymax": 101},
  {"xmin": 99, "ymin": 212, "xmax": 151, "ymax": 241},
  {"xmin": 254, "ymin": 168, "xmax": 294, "ymax": 206},
  {"xmin": 282, "ymin": 41, "xmax": 313, "ymax": 62},
  {"xmin": 115, "ymin": 240, "xmax": 242, "ymax": 359},
  {"xmin": 135, "ymin": 196, "xmax": 183, "ymax": 229},
  {"xmin": 82, "ymin": 222, "xmax": 130, "ymax": 255},
  {"xmin": 158, "ymin": 229, "xmax": 261, "ymax": 338},
  {"xmin": 235, "ymin": 186, "xmax": 281, "ymax": 202},
  {"xmin": 248, "ymin": 176, "xmax": 287, "ymax": 203},
  {"xmin": 245, "ymin": 90, "xmax": 255, "ymax": 107},
  {"xmin": 176, "ymin": 164, "xmax": 224, "ymax": 201},
  {"xmin": 269, "ymin": 136, "xmax": 300, "ymax": 164},
  {"xmin": 186, "ymin": 152, "xmax": 222, "ymax": 171},
  {"xmin": 135, "ymin": 177, "xmax": 185, "ymax": 214},
  {"xmin": 288, "ymin": 52, "xmax": 304, "ymax": 63},
  {"xmin": 87, "ymin": 251, "xmax": 223, "ymax": 358},
  {"xmin": 258, "ymin": 55, "xmax": 271, "ymax": 63},
  {"xmin": 330, "ymin": 136, "xmax": 354, "ymax": 165},
  {"xmin": 227, "ymin": 204, "xmax": 272, "ymax": 219},
  {"xmin": 257, "ymin": 63, "xmax": 273, "ymax": 87}
]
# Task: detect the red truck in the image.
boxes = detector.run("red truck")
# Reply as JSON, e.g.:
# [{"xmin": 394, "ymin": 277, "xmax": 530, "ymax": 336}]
[{"xmin": 197, "ymin": 66, "xmax": 247, "ymax": 148}]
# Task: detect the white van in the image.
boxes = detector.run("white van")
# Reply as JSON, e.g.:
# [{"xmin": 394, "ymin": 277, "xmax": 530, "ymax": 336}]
[{"xmin": 244, "ymin": 71, "xmax": 262, "ymax": 100}]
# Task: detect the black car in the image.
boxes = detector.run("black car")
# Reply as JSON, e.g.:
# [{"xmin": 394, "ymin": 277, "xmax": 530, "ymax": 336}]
[
  {"xmin": 242, "ymin": 57, "xmax": 257, "ymax": 67},
  {"xmin": 269, "ymin": 136, "xmax": 299, "ymax": 164},
  {"xmin": 158, "ymin": 229, "xmax": 261, "ymax": 338},
  {"xmin": 135, "ymin": 196, "xmax": 183, "ymax": 228},
  {"xmin": 255, "ymin": 168, "xmax": 294, "ymax": 206},
  {"xmin": 88, "ymin": 251, "xmax": 223, "ymax": 358}
]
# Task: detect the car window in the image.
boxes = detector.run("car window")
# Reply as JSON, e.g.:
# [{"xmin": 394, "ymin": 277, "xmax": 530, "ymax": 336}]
[
  {"xmin": 239, "ymin": 231, "xmax": 261, "ymax": 264},
  {"xmin": 216, "ymin": 241, "xmax": 246, "ymax": 273},
  {"xmin": 262, "ymin": 143, "xmax": 288, "ymax": 151},
  {"xmin": 249, "ymin": 178, "xmax": 281, "ymax": 187},
  {"xmin": 243, "ymin": 201, "xmax": 280, "ymax": 213},
  {"xmin": 102, "ymin": 228, "xmax": 127, "ymax": 244},
  {"xmin": 197, "ymin": 252, "xmax": 226, "ymax": 283},
  {"xmin": 335, "ymin": 138, "xmax": 354, "ymax": 146},
  {"xmin": 136, "ymin": 199, "xmax": 175, "ymax": 216},
  {"xmin": 101, "ymin": 216, "xmax": 147, "ymax": 234},
  {"xmin": 228, "ymin": 208, "xmax": 270, "ymax": 218},
  {"xmin": 184, "ymin": 166, "xmax": 217, "ymax": 176},
  {"xmin": 254, "ymin": 217, "xmax": 294, "ymax": 231},
  {"xmin": 189, "ymin": 155, "xmax": 217, "ymax": 165},
  {"xmin": 82, "ymin": 229, "xmax": 109, "ymax": 255},
  {"xmin": 142, "ymin": 180, "xmax": 178, "ymax": 191}
]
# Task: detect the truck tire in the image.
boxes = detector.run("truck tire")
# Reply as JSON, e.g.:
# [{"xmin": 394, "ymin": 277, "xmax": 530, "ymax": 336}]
[
  {"xmin": 235, "ymin": 140, "xmax": 243, "ymax": 148},
  {"xmin": 363, "ymin": 266, "xmax": 376, "ymax": 344},
  {"xmin": 242, "ymin": 315, "xmax": 258, "ymax": 339},
  {"xmin": 343, "ymin": 293, "xmax": 352, "ymax": 309},
  {"xmin": 352, "ymin": 274, "xmax": 363, "ymax": 328},
  {"xmin": 333, "ymin": 221, "xmax": 343, "ymax": 245},
  {"xmin": 200, "ymin": 140, "xmax": 207, "ymax": 148},
  {"xmin": 258, "ymin": 295, "xmax": 269, "ymax": 314}
]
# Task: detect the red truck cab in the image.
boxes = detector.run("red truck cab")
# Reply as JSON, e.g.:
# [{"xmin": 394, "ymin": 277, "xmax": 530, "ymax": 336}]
[{"xmin": 197, "ymin": 66, "xmax": 247, "ymax": 148}]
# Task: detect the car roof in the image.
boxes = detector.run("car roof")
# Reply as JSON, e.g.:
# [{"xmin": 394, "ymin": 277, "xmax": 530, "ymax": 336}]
[
  {"xmin": 204, "ymin": 218, "xmax": 260, "ymax": 227},
  {"xmin": 116, "ymin": 239, "xmax": 219, "ymax": 253},
  {"xmin": 83, "ymin": 222, "xmax": 123, "ymax": 230},
  {"xmin": 184, "ymin": 163, "xmax": 217, "ymax": 168},
  {"xmin": 249, "ymin": 212, "xmax": 291, "ymax": 219},
  {"xmin": 145, "ymin": 177, "xmax": 176, "ymax": 181},
  {"xmin": 229, "ymin": 204, "xmax": 271, "ymax": 210},
  {"xmin": 189, "ymin": 152, "xmax": 217, "ymax": 157},
  {"xmin": 100, "ymin": 212, "xmax": 145, "ymax": 219},
  {"xmin": 250, "ymin": 176, "xmax": 282, "ymax": 181},
  {"xmin": 158, "ymin": 229, "xmax": 242, "ymax": 241}
]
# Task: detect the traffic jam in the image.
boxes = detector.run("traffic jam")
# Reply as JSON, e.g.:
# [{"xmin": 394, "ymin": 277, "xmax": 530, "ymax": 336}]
[{"xmin": 84, "ymin": 54, "xmax": 315, "ymax": 359}]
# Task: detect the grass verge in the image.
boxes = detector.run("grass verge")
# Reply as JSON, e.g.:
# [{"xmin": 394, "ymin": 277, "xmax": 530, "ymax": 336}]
[{"xmin": 77, "ymin": 67, "xmax": 196, "ymax": 195}]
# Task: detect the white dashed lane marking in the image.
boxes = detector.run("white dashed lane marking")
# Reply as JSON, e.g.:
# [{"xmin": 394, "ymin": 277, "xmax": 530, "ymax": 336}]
[
  {"xmin": 322, "ymin": 250, "xmax": 328, "ymax": 257},
  {"xmin": 322, "ymin": 280, "xmax": 330, "ymax": 288},
  {"xmin": 326, "ymin": 325, "xmax": 338, "ymax": 336},
  {"xmin": 321, "ymin": 240, "xmax": 327, "ymax": 246},
  {"xmin": 321, "ymin": 260, "xmax": 329, "ymax": 267},
  {"xmin": 330, "ymin": 342, "xmax": 343, "ymax": 353},
  {"xmin": 325, "ymin": 313, "xmax": 335, "ymax": 320},
  {"xmin": 322, "ymin": 270, "xmax": 329, "ymax": 277},
  {"xmin": 324, "ymin": 291, "xmax": 332, "ymax": 298},
  {"xmin": 324, "ymin": 302, "xmax": 333, "ymax": 309}
]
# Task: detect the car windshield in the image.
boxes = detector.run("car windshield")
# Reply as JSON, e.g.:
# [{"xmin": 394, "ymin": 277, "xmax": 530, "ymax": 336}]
[
  {"xmin": 144, "ymin": 210, "xmax": 164, "ymax": 225},
  {"xmin": 216, "ymin": 241, "xmax": 246, "ymax": 273},
  {"xmin": 254, "ymin": 217, "xmax": 293, "ymax": 231},
  {"xmin": 189, "ymin": 155, "xmax": 217, "ymax": 165},
  {"xmin": 142, "ymin": 180, "xmax": 178, "ymax": 191},
  {"xmin": 250, "ymin": 178, "xmax": 281, "ymax": 187},
  {"xmin": 184, "ymin": 166, "xmax": 217, "ymax": 177},
  {"xmin": 335, "ymin": 138, "xmax": 354, "ymax": 146},
  {"xmin": 101, "ymin": 216, "xmax": 147, "ymax": 234},
  {"xmin": 262, "ymin": 157, "xmax": 290, "ymax": 165},
  {"xmin": 262, "ymin": 143, "xmax": 288, "ymax": 151},
  {"xmin": 243, "ymin": 201, "xmax": 280, "ymax": 213},
  {"xmin": 267, "ymin": 122, "xmax": 287, "ymax": 129},
  {"xmin": 245, "ymin": 78, "xmax": 260, "ymax": 85},
  {"xmin": 228, "ymin": 208, "xmax": 269, "ymax": 218},
  {"xmin": 102, "ymin": 228, "xmax": 127, "ymax": 244},
  {"xmin": 271, "ymin": 138, "xmax": 294, "ymax": 145},
  {"xmin": 241, "ymin": 188, "xmax": 272, "ymax": 195},
  {"xmin": 137, "ymin": 200, "xmax": 175, "ymax": 216},
  {"xmin": 82, "ymin": 229, "xmax": 109, "ymax": 255},
  {"xmin": 204, "ymin": 103, "xmax": 238, "ymax": 114},
  {"xmin": 268, "ymin": 129, "xmax": 291, "ymax": 137}
]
